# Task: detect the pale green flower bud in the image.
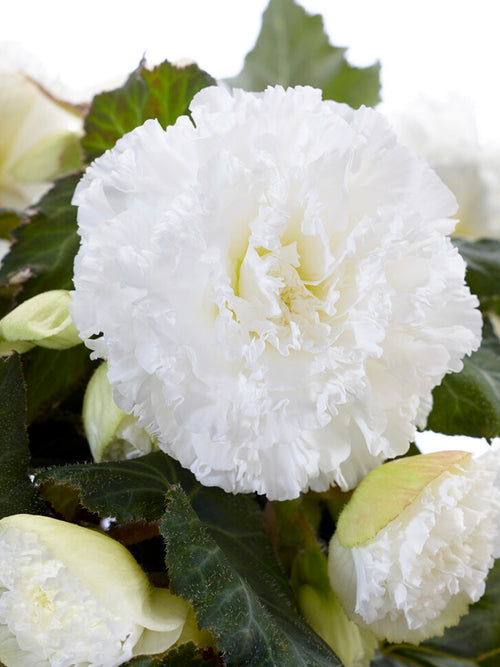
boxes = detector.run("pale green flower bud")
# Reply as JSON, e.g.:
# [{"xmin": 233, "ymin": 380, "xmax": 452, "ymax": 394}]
[
  {"xmin": 0, "ymin": 290, "xmax": 82, "ymax": 355},
  {"xmin": 328, "ymin": 450, "xmax": 500, "ymax": 644},
  {"xmin": 83, "ymin": 363, "xmax": 156, "ymax": 462},
  {"xmin": 293, "ymin": 547, "xmax": 377, "ymax": 667},
  {"xmin": 0, "ymin": 514, "xmax": 189, "ymax": 667}
]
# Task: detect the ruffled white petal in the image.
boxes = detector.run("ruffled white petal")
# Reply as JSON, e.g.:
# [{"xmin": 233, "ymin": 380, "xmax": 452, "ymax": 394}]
[
  {"xmin": 329, "ymin": 450, "xmax": 500, "ymax": 643},
  {"xmin": 71, "ymin": 85, "xmax": 481, "ymax": 500}
]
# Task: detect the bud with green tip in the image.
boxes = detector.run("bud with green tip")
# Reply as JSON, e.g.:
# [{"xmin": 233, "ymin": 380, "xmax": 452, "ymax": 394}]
[
  {"xmin": 83, "ymin": 362, "xmax": 157, "ymax": 462},
  {"xmin": 0, "ymin": 290, "xmax": 82, "ymax": 355},
  {"xmin": 328, "ymin": 450, "xmax": 500, "ymax": 644},
  {"xmin": 293, "ymin": 546, "xmax": 377, "ymax": 667},
  {"xmin": 0, "ymin": 514, "xmax": 190, "ymax": 666}
]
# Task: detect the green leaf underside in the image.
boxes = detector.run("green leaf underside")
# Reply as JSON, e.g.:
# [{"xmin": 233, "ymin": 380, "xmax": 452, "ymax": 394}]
[
  {"xmin": 0, "ymin": 174, "xmax": 82, "ymax": 303},
  {"xmin": 0, "ymin": 355, "xmax": 47, "ymax": 518},
  {"xmin": 82, "ymin": 59, "xmax": 216, "ymax": 162},
  {"xmin": 37, "ymin": 452, "xmax": 341, "ymax": 666},
  {"xmin": 427, "ymin": 319, "xmax": 500, "ymax": 439},
  {"xmin": 374, "ymin": 558, "xmax": 500, "ymax": 667},
  {"xmin": 228, "ymin": 0, "xmax": 380, "ymax": 108}
]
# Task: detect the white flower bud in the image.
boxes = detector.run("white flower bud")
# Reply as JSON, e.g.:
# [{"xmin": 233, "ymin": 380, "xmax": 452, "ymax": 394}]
[
  {"xmin": 83, "ymin": 363, "xmax": 156, "ymax": 462},
  {"xmin": 0, "ymin": 290, "xmax": 82, "ymax": 355},
  {"xmin": 0, "ymin": 514, "xmax": 189, "ymax": 666},
  {"xmin": 328, "ymin": 450, "xmax": 500, "ymax": 644}
]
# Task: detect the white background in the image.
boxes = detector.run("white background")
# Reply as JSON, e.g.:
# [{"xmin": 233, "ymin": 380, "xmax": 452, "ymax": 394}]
[{"xmin": 2, "ymin": 0, "xmax": 500, "ymax": 142}]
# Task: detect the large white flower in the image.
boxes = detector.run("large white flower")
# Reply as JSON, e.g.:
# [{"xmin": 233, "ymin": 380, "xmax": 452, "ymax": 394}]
[
  {"xmin": 0, "ymin": 514, "xmax": 188, "ymax": 667},
  {"xmin": 328, "ymin": 449, "xmax": 500, "ymax": 643},
  {"xmin": 71, "ymin": 85, "xmax": 481, "ymax": 500}
]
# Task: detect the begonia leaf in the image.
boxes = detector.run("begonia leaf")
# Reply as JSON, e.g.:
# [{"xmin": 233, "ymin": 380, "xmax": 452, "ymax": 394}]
[
  {"xmin": 426, "ymin": 319, "xmax": 500, "ymax": 439},
  {"xmin": 36, "ymin": 451, "xmax": 194, "ymax": 523},
  {"xmin": 0, "ymin": 354, "xmax": 47, "ymax": 517},
  {"xmin": 0, "ymin": 208, "xmax": 27, "ymax": 238},
  {"xmin": 228, "ymin": 0, "xmax": 380, "ymax": 108},
  {"xmin": 162, "ymin": 485, "xmax": 341, "ymax": 667},
  {"xmin": 0, "ymin": 173, "xmax": 82, "ymax": 303},
  {"xmin": 454, "ymin": 237, "xmax": 500, "ymax": 300},
  {"xmin": 82, "ymin": 59, "xmax": 216, "ymax": 162},
  {"xmin": 22, "ymin": 345, "xmax": 94, "ymax": 423},
  {"xmin": 374, "ymin": 558, "xmax": 500, "ymax": 666}
]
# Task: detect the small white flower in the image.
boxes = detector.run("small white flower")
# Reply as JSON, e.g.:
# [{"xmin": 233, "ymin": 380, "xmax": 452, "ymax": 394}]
[
  {"xmin": 391, "ymin": 94, "xmax": 500, "ymax": 239},
  {"xmin": 328, "ymin": 449, "xmax": 500, "ymax": 643},
  {"xmin": 71, "ymin": 85, "xmax": 481, "ymax": 500},
  {"xmin": 0, "ymin": 514, "xmax": 189, "ymax": 667}
]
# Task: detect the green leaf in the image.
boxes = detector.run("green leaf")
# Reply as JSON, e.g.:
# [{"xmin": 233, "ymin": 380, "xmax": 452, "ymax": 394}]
[
  {"xmin": 0, "ymin": 174, "xmax": 82, "ymax": 303},
  {"xmin": 228, "ymin": 0, "xmax": 380, "ymax": 108},
  {"xmin": 22, "ymin": 345, "xmax": 94, "ymax": 422},
  {"xmin": 374, "ymin": 558, "xmax": 500, "ymax": 667},
  {"xmin": 454, "ymin": 237, "xmax": 500, "ymax": 300},
  {"xmin": 162, "ymin": 485, "xmax": 341, "ymax": 667},
  {"xmin": 123, "ymin": 643, "xmax": 221, "ymax": 666},
  {"xmin": 0, "ymin": 208, "xmax": 28, "ymax": 239},
  {"xmin": 0, "ymin": 354, "xmax": 48, "ymax": 518},
  {"xmin": 36, "ymin": 451, "xmax": 193, "ymax": 523},
  {"xmin": 82, "ymin": 59, "xmax": 216, "ymax": 162},
  {"xmin": 426, "ymin": 319, "xmax": 500, "ymax": 439}
]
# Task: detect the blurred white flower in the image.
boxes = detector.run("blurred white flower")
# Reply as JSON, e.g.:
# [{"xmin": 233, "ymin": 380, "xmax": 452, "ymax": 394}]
[
  {"xmin": 0, "ymin": 514, "xmax": 189, "ymax": 667},
  {"xmin": 0, "ymin": 67, "xmax": 82, "ymax": 209},
  {"xmin": 71, "ymin": 85, "xmax": 481, "ymax": 500},
  {"xmin": 328, "ymin": 449, "xmax": 500, "ymax": 643},
  {"xmin": 391, "ymin": 95, "xmax": 500, "ymax": 239}
]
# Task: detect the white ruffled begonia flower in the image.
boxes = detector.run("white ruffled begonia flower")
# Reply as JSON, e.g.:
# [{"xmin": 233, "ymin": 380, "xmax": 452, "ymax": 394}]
[
  {"xmin": 83, "ymin": 362, "xmax": 157, "ymax": 462},
  {"xmin": 328, "ymin": 449, "xmax": 500, "ymax": 644},
  {"xmin": 0, "ymin": 514, "xmax": 189, "ymax": 667},
  {"xmin": 391, "ymin": 95, "xmax": 500, "ymax": 239},
  {"xmin": 70, "ymin": 85, "xmax": 481, "ymax": 501}
]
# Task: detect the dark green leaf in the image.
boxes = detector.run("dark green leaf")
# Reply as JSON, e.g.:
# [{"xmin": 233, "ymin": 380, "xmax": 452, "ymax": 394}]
[
  {"xmin": 123, "ymin": 643, "xmax": 221, "ymax": 666},
  {"xmin": 0, "ymin": 174, "xmax": 82, "ymax": 302},
  {"xmin": 0, "ymin": 208, "xmax": 28, "ymax": 238},
  {"xmin": 0, "ymin": 355, "xmax": 48, "ymax": 518},
  {"xmin": 82, "ymin": 60, "xmax": 216, "ymax": 162},
  {"xmin": 454, "ymin": 237, "xmax": 500, "ymax": 300},
  {"xmin": 427, "ymin": 319, "xmax": 500, "ymax": 439},
  {"xmin": 228, "ymin": 0, "xmax": 380, "ymax": 108},
  {"xmin": 36, "ymin": 451, "xmax": 192, "ymax": 522},
  {"xmin": 162, "ymin": 485, "xmax": 341, "ymax": 667},
  {"xmin": 22, "ymin": 345, "xmax": 94, "ymax": 422}
]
